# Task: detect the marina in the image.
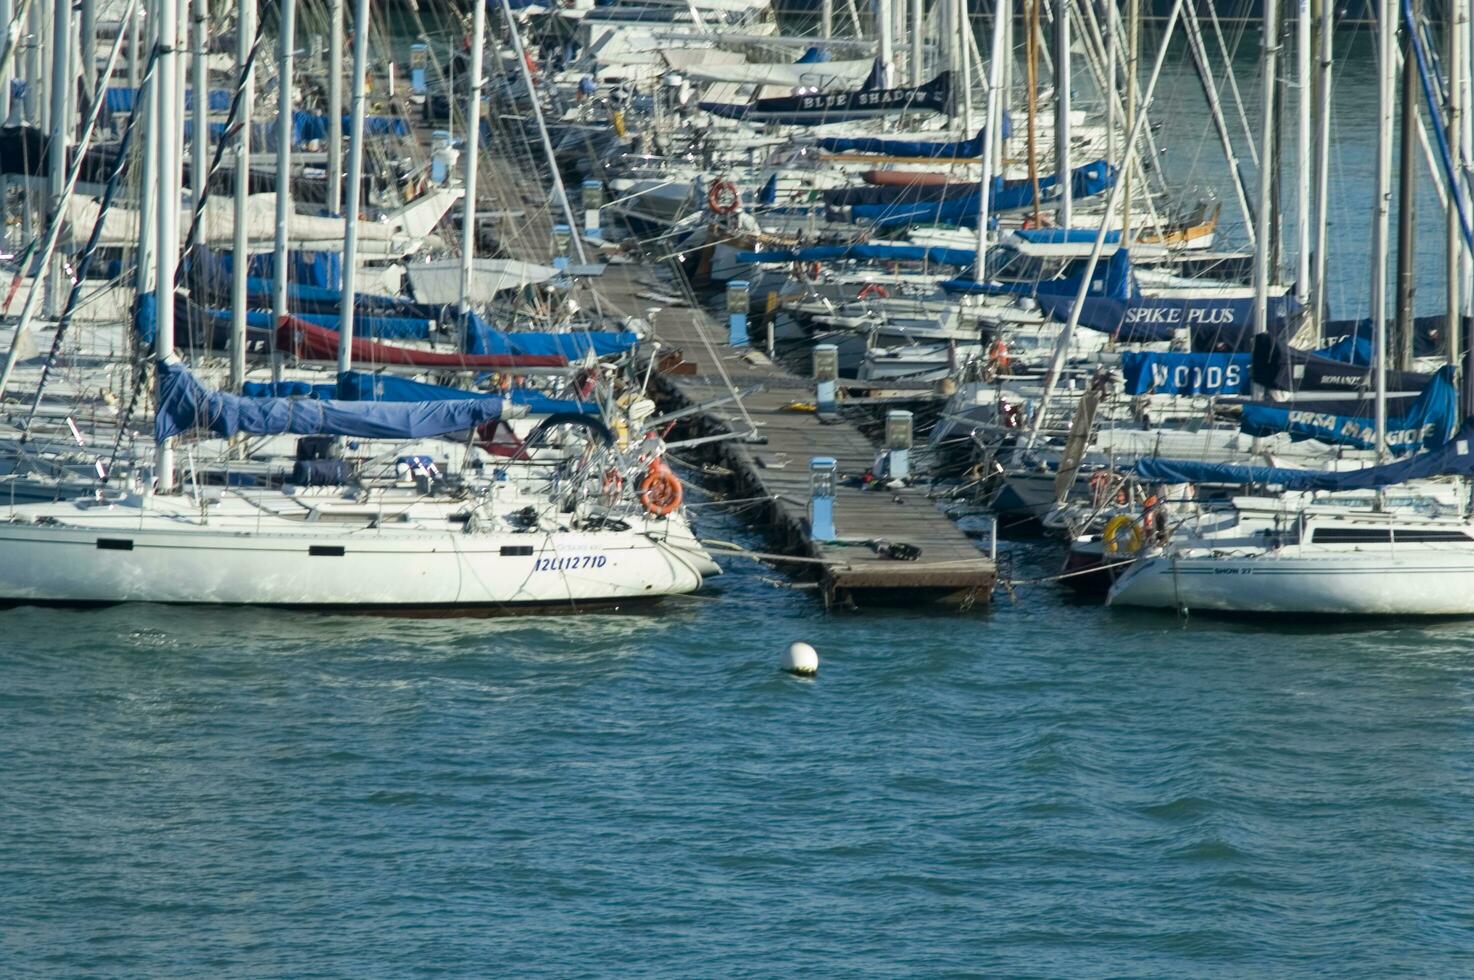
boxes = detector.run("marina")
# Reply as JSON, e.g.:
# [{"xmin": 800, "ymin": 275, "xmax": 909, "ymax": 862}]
[{"xmin": 7, "ymin": 0, "xmax": 1474, "ymax": 971}]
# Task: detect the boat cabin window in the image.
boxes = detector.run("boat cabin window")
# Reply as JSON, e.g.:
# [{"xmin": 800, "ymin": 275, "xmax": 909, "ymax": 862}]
[
  {"xmin": 1310, "ymin": 527, "xmax": 1392, "ymax": 544},
  {"xmin": 1393, "ymin": 529, "xmax": 1474, "ymax": 543}
]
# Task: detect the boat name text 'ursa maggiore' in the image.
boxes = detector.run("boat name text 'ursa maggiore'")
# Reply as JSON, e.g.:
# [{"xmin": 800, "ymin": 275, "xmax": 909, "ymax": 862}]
[{"xmin": 1284, "ymin": 412, "xmax": 1440, "ymax": 449}]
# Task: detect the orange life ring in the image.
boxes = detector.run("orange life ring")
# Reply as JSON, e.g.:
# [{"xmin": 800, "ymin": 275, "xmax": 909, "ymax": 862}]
[
  {"xmin": 601, "ymin": 467, "xmax": 624, "ymax": 505},
  {"xmin": 638, "ymin": 462, "xmax": 683, "ymax": 517},
  {"xmin": 987, "ymin": 338, "xmax": 1010, "ymax": 370},
  {"xmin": 858, "ymin": 283, "xmax": 889, "ymax": 300},
  {"xmin": 707, "ymin": 179, "xmax": 740, "ymax": 215}
]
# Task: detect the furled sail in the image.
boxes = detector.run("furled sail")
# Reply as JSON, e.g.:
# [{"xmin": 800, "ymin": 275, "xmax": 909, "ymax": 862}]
[{"xmin": 155, "ymin": 360, "xmax": 515, "ymax": 442}]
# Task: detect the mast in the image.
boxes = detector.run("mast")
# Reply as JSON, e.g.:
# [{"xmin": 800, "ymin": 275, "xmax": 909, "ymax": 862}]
[
  {"xmin": 1103, "ymin": 0, "xmax": 1114, "ymax": 167},
  {"xmin": 1121, "ymin": 0, "xmax": 1137, "ymax": 243},
  {"xmin": 459, "ymin": 0, "xmax": 485, "ymax": 319},
  {"xmin": 822, "ymin": 0, "xmax": 832, "ymax": 40},
  {"xmin": 337, "ymin": 0, "xmax": 370, "ymax": 375},
  {"xmin": 876, "ymin": 0, "xmax": 894, "ymax": 87},
  {"xmin": 1252, "ymin": 0, "xmax": 1279, "ymax": 341},
  {"xmin": 127, "ymin": 0, "xmax": 138, "ymax": 91},
  {"xmin": 1026, "ymin": 0, "xmax": 1041, "ymax": 224},
  {"xmin": 1310, "ymin": 0, "xmax": 1332, "ymax": 333},
  {"xmin": 1394, "ymin": 0, "xmax": 1416, "ymax": 371},
  {"xmin": 0, "ymin": 0, "xmax": 11, "ymax": 124},
  {"xmin": 328, "ymin": 0, "xmax": 343, "ymax": 213},
  {"xmin": 80, "ymin": 0, "xmax": 96, "ymax": 131},
  {"xmin": 272, "ymin": 0, "xmax": 295, "ymax": 332},
  {"xmin": 229, "ymin": 0, "xmax": 253, "ymax": 390},
  {"xmin": 189, "ymin": 0, "xmax": 205, "ymax": 246},
  {"xmin": 155, "ymin": 0, "xmax": 180, "ymax": 493},
  {"xmin": 1054, "ymin": 0, "xmax": 1071, "ymax": 227},
  {"xmin": 909, "ymin": 0, "xmax": 922, "ymax": 84},
  {"xmin": 43, "ymin": 0, "xmax": 69, "ymax": 319},
  {"xmin": 975, "ymin": 0, "xmax": 1009, "ymax": 272},
  {"xmin": 134, "ymin": 1, "xmax": 156, "ymax": 300},
  {"xmin": 1450, "ymin": 0, "xmax": 1466, "ymax": 375},
  {"xmin": 1373, "ymin": 0, "xmax": 1395, "ymax": 461},
  {"xmin": 1294, "ymin": 0, "xmax": 1311, "ymax": 308}
]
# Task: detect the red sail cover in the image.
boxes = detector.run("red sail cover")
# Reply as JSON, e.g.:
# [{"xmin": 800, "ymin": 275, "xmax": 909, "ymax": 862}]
[
  {"xmin": 862, "ymin": 170, "xmax": 954, "ymax": 187},
  {"xmin": 276, "ymin": 317, "xmax": 567, "ymax": 369}
]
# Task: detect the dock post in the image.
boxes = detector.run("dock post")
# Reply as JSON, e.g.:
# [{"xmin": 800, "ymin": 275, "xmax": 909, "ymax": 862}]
[
  {"xmin": 410, "ymin": 43, "xmax": 428, "ymax": 97},
  {"xmin": 430, "ymin": 130, "xmax": 453, "ymax": 184},
  {"xmin": 809, "ymin": 456, "xmax": 837, "ymax": 541},
  {"xmin": 885, "ymin": 409, "xmax": 913, "ymax": 481},
  {"xmin": 552, "ymin": 223, "xmax": 571, "ymax": 274},
  {"xmin": 813, "ymin": 343, "xmax": 838, "ymax": 413},
  {"xmin": 726, "ymin": 279, "xmax": 750, "ymax": 347},
  {"xmin": 581, "ymin": 180, "xmax": 603, "ymax": 239}
]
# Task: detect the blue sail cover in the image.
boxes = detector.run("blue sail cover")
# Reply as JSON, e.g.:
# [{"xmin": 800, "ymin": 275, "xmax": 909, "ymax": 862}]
[
  {"xmin": 1132, "ymin": 419, "xmax": 1474, "ymax": 491},
  {"xmin": 335, "ymin": 371, "xmax": 598, "ymax": 416},
  {"xmin": 1238, "ymin": 365, "xmax": 1459, "ymax": 455},
  {"xmin": 1036, "ymin": 293, "xmax": 1305, "ymax": 345},
  {"xmin": 815, "ymin": 123, "xmax": 1010, "ymax": 159},
  {"xmin": 851, "ymin": 161, "xmax": 1114, "ymax": 229},
  {"xmin": 733, "ymin": 243, "xmax": 979, "ymax": 267},
  {"xmin": 291, "ymin": 110, "xmax": 408, "ymax": 145},
  {"xmin": 465, "ymin": 313, "xmax": 639, "ymax": 359},
  {"xmin": 240, "ymin": 373, "xmax": 597, "ymax": 415},
  {"xmin": 156, "ymin": 360, "xmax": 507, "ymax": 442},
  {"xmin": 1314, "ymin": 334, "xmax": 1374, "ymax": 366},
  {"xmin": 1120, "ymin": 351, "xmax": 1252, "ymax": 396}
]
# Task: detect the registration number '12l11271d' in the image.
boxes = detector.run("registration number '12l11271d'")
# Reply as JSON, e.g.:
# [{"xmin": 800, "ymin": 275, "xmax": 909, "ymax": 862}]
[{"xmin": 535, "ymin": 555, "xmax": 609, "ymax": 572}]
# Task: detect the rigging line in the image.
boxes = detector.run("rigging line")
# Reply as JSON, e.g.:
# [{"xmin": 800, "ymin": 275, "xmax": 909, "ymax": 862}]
[
  {"xmin": 1204, "ymin": 0, "xmax": 1259, "ymax": 170},
  {"xmin": 177, "ymin": 14, "xmax": 271, "ymax": 277},
  {"xmin": 1402, "ymin": 0, "xmax": 1474, "ymax": 249}
]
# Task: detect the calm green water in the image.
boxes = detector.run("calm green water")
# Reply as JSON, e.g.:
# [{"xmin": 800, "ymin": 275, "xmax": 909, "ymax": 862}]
[{"xmin": 6, "ymin": 29, "xmax": 1474, "ymax": 978}]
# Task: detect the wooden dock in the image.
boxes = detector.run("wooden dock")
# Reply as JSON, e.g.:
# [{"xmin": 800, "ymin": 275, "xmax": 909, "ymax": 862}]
[
  {"xmin": 456, "ymin": 119, "xmax": 995, "ymax": 608},
  {"xmin": 591, "ymin": 259, "xmax": 997, "ymax": 609}
]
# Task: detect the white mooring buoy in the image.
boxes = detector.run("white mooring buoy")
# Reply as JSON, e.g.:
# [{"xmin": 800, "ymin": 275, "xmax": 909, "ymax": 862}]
[{"xmin": 781, "ymin": 642, "xmax": 819, "ymax": 677}]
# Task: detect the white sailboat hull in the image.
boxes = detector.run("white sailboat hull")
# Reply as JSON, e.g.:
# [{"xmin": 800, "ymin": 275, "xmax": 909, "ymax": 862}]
[
  {"xmin": 1108, "ymin": 551, "xmax": 1474, "ymax": 616},
  {"xmin": 0, "ymin": 516, "xmax": 706, "ymax": 610}
]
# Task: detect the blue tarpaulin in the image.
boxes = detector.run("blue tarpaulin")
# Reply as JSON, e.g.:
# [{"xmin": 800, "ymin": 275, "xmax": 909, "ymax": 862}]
[
  {"xmin": 850, "ymin": 161, "xmax": 1114, "ymax": 229},
  {"xmin": 291, "ymin": 110, "xmax": 408, "ymax": 145},
  {"xmin": 1120, "ymin": 351, "xmax": 1252, "ymax": 396},
  {"xmin": 336, "ymin": 371, "xmax": 597, "ymax": 415},
  {"xmin": 241, "ymin": 372, "xmax": 597, "ymax": 415},
  {"xmin": 465, "ymin": 313, "xmax": 639, "ymax": 359},
  {"xmin": 815, "ymin": 123, "xmax": 1011, "ymax": 159},
  {"xmin": 1132, "ymin": 418, "xmax": 1474, "ymax": 490},
  {"xmin": 105, "ymin": 86, "xmax": 232, "ymax": 114},
  {"xmin": 1239, "ymin": 365, "xmax": 1460, "ymax": 455},
  {"xmin": 156, "ymin": 360, "xmax": 507, "ymax": 442}
]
